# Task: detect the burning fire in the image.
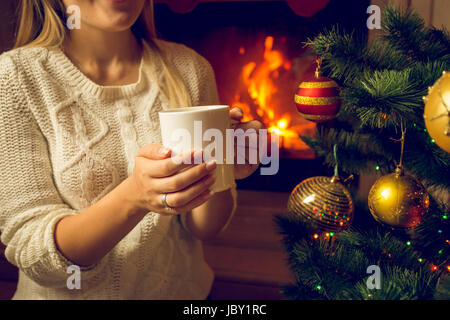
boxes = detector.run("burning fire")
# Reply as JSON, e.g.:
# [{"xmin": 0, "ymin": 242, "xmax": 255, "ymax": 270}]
[{"xmin": 232, "ymin": 36, "xmax": 310, "ymax": 149}]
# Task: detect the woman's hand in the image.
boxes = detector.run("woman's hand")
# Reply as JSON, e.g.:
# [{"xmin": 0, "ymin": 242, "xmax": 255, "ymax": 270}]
[
  {"xmin": 230, "ymin": 107, "xmax": 264, "ymax": 180},
  {"xmin": 126, "ymin": 144, "xmax": 217, "ymax": 215},
  {"xmin": 54, "ymin": 145, "xmax": 217, "ymax": 267}
]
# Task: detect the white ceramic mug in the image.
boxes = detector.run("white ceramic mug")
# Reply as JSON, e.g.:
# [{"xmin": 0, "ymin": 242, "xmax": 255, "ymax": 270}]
[{"xmin": 159, "ymin": 105, "xmax": 235, "ymax": 193}]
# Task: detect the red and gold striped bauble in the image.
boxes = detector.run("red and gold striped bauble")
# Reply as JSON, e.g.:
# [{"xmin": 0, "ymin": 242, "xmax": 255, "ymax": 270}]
[{"xmin": 294, "ymin": 74, "xmax": 341, "ymax": 123}]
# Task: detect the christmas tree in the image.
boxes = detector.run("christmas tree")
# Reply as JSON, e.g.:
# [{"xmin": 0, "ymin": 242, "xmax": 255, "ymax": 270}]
[{"xmin": 275, "ymin": 6, "xmax": 450, "ymax": 300}]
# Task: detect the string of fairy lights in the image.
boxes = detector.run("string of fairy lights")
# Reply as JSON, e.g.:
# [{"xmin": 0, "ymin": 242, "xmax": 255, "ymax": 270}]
[{"xmin": 309, "ymin": 122, "xmax": 449, "ymax": 295}]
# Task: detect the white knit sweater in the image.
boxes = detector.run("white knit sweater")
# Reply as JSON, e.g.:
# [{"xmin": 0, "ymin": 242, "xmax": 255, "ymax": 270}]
[{"xmin": 0, "ymin": 39, "xmax": 235, "ymax": 299}]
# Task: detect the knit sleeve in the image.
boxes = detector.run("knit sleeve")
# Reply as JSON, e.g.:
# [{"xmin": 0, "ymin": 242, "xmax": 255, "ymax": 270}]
[{"xmin": 0, "ymin": 53, "xmax": 107, "ymax": 288}]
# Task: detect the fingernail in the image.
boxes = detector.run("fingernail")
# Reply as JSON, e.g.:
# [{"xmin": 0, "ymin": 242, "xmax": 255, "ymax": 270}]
[
  {"xmin": 159, "ymin": 147, "xmax": 170, "ymax": 156},
  {"xmin": 205, "ymin": 160, "xmax": 217, "ymax": 171}
]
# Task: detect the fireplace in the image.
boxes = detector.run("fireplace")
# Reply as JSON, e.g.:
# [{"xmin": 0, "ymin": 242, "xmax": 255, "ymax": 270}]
[{"xmin": 154, "ymin": 0, "xmax": 369, "ymax": 191}]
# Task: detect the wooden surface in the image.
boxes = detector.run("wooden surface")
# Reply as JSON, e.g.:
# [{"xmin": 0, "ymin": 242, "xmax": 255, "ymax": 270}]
[{"xmin": 0, "ymin": 189, "xmax": 293, "ymax": 300}]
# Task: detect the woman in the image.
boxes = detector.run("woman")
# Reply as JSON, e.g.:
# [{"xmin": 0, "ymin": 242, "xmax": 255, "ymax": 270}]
[{"xmin": 0, "ymin": 0, "xmax": 261, "ymax": 299}]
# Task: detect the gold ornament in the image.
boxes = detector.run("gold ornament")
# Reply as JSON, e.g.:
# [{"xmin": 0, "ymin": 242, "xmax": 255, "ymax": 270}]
[
  {"xmin": 368, "ymin": 122, "xmax": 429, "ymax": 228},
  {"xmin": 423, "ymin": 70, "xmax": 450, "ymax": 153},
  {"xmin": 287, "ymin": 175, "xmax": 354, "ymax": 232},
  {"xmin": 368, "ymin": 167, "xmax": 429, "ymax": 228}
]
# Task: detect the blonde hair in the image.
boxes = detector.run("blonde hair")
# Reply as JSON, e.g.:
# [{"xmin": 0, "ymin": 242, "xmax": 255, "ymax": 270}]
[{"xmin": 14, "ymin": 0, "xmax": 192, "ymax": 107}]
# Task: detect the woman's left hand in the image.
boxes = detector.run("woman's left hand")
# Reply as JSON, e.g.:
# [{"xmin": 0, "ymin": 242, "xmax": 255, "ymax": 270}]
[{"xmin": 229, "ymin": 107, "xmax": 264, "ymax": 180}]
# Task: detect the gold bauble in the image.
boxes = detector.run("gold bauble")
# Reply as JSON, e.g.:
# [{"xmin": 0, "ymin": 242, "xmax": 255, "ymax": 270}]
[
  {"xmin": 423, "ymin": 71, "xmax": 450, "ymax": 153},
  {"xmin": 368, "ymin": 169, "xmax": 429, "ymax": 228},
  {"xmin": 287, "ymin": 176, "xmax": 354, "ymax": 232}
]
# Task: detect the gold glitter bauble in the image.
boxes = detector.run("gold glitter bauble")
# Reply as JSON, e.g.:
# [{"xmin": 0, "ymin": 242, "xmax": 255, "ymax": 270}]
[
  {"xmin": 368, "ymin": 169, "xmax": 429, "ymax": 228},
  {"xmin": 423, "ymin": 71, "xmax": 450, "ymax": 153},
  {"xmin": 287, "ymin": 176, "xmax": 354, "ymax": 232}
]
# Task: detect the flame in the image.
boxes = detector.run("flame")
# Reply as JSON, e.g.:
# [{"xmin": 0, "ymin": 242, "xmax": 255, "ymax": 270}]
[{"xmin": 232, "ymin": 36, "xmax": 301, "ymax": 147}]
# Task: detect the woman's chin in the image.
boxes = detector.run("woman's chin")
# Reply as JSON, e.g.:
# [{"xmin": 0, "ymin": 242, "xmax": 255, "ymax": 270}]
[
  {"xmin": 84, "ymin": 17, "xmax": 137, "ymax": 33},
  {"xmin": 104, "ymin": 0, "xmax": 131, "ymax": 5}
]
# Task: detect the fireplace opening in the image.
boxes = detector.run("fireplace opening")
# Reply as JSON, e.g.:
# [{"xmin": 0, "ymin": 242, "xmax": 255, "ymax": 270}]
[{"xmin": 154, "ymin": 0, "xmax": 369, "ymax": 191}]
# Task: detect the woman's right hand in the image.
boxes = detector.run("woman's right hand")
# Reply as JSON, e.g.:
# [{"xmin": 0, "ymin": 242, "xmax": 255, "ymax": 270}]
[{"xmin": 125, "ymin": 144, "xmax": 217, "ymax": 216}]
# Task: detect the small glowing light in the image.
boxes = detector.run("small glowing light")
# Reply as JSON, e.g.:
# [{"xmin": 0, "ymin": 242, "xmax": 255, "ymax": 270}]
[
  {"xmin": 381, "ymin": 188, "xmax": 391, "ymax": 200},
  {"xmin": 375, "ymin": 165, "xmax": 380, "ymax": 170},
  {"xmin": 303, "ymin": 195, "xmax": 315, "ymax": 204},
  {"xmin": 443, "ymin": 215, "xmax": 448, "ymax": 220},
  {"xmin": 268, "ymin": 127, "xmax": 282, "ymax": 135},
  {"xmin": 406, "ymin": 241, "xmax": 411, "ymax": 246},
  {"xmin": 424, "ymin": 128, "xmax": 427, "ymax": 132},
  {"xmin": 431, "ymin": 139, "xmax": 435, "ymax": 143},
  {"xmin": 447, "ymin": 265, "xmax": 450, "ymax": 272},
  {"xmin": 325, "ymin": 233, "xmax": 330, "ymax": 237},
  {"xmin": 431, "ymin": 265, "xmax": 438, "ymax": 271},
  {"xmin": 313, "ymin": 234, "xmax": 319, "ymax": 239},
  {"xmin": 413, "ymin": 123, "xmax": 417, "ymax": 127},
  {"xmin": 330, "ymin": 232, "xmax": 334, "ymax": 237},
  {"xmin": 438, "ymin": 230, "xmax": 443, "ymax": 234},
  {"xmin": 316, "ymin": 285, "xmax": 322, "ymax": 290},
  {"xmin": 438, "ymin": 250, "xmax": 443, "ymax": 254},
  {"xmin": 277, "ymin": 119, "xmax": 288, "ymax": 129},
  {"xmin": 418, "ymin": 258, "xmax": 423, "ymax": 262}
]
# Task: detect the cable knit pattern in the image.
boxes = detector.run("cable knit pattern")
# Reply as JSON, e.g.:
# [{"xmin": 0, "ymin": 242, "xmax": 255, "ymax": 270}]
[{"xmin": 0, "ymin": 39, "xmax": 237, "ymax": 299}]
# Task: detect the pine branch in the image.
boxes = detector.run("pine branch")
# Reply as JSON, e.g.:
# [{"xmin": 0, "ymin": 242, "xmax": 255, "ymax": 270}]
[
  {"xmin": 276, "ymin": 212, "xmax": 446, "ymax": 300},
  {"xmin": 402, "ymin": 128, "xmax": 450, "ymax": 190},
  {"xmin": 338, "ymin": 267, "xmax": 439, "ymax": 300},
  {"xmin": 435, "ymin": 276, "xmax": 450, "ymax": 300},
  {"xmin": 411, "ymin": 199, "xmax": 450, "ymax": 266},
  {"xmin": 382, "ymin": 6, "xmax": 450, "ymax": 62},
  {"xmin": 301, "ymin": 128, "xmax": 397, "ymax": 176},
  {"xmin": 343, "ymin": 59, "xmax": 450, "ymax": 131},
  {"xmin": 305, "ymin": 27, "xmax": 411, "ymax": 86},
  {"xmin": 344, "ymin": 70, "xmax": 423, "ymax": 129}
]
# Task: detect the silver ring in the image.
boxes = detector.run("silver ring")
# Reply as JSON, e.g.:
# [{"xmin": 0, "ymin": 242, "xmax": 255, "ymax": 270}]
[{"xmin": 161, "ymin": 193, "xmax": 175, "ymax": 210}]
